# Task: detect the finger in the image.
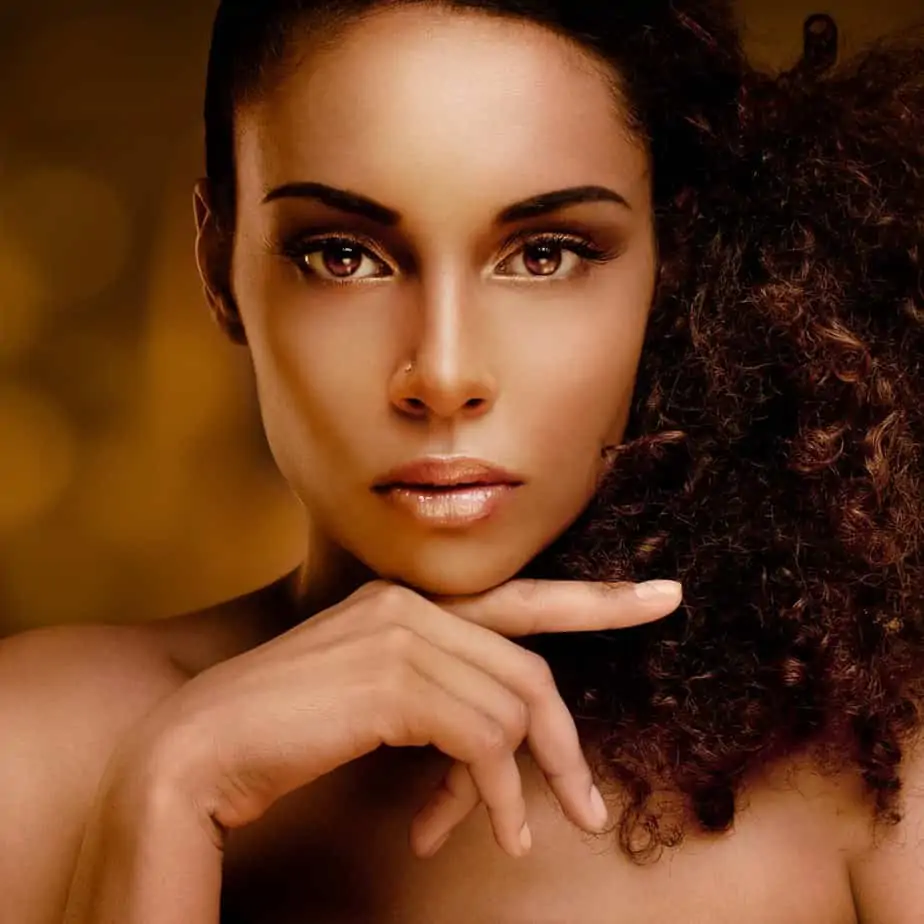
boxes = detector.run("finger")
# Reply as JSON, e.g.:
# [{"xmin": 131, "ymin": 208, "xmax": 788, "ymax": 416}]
[
  {"xmin": 468, "ymin": 751, "xmax": 530, "ymax": 859},
  {"xmin": 433, "ymin": 579, "xmax": 682, "ymax": 637},
  {"xmin": 409, "ymin": 761, "xmax": 480, "ymax": 857},
  {"xmin": 387, "ymin": 666, "xmax": 529, "ymax": 859},
  {"xmin": 405, "ymin": 637, "xmax": 531, "ymax": 855},
  {"xmin": 514, "ymin": 665, "xmax": 606, "ymax": 834},
  {"xmin": 414, "ymin": 683, "xmax": 603, "ymax": 839},
  {"xmin": 401, "ymin": 605, "xmax": 608, "ymax": 833}
]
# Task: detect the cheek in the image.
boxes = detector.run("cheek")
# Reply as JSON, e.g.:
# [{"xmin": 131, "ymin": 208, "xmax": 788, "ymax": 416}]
[
  {"xmin": 526, "ymin": 350, "xmax": 639, "ymax": 495},
  {"xmin": 519, "ymin": 296, "xmax": 649, "ymax": 460},
  {"xmin": 240, "ymin": 295, "xmax": 402, "ymax": 511},
  {"xmin": 252, "ymin": 333, "xmax": 369, "ymax": 468},
  {"xmin": 230, "ymin": 277, "xmax": 344, "ymax": 471},
  {"xmin": 235, "ymin": 253, "xmax": 363, "ymax": 407}
]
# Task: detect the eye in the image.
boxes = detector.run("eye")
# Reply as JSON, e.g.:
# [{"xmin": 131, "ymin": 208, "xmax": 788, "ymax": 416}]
[
  {"xmin": 495, "ymin": 233, "xmax": 615, "ymax": 281},
  {"xmin": 287, "ymin": 236, "xmax": 393, "ymax": 283},
  {"xmin": 281, "ymin": 230, "xmax": 619, "ymax": 284}
]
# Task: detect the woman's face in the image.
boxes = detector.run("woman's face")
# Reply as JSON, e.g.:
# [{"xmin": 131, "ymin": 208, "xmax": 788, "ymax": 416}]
[{"xmin": 200, "ymin": 6, "xmax": 657, "ymax": 596}]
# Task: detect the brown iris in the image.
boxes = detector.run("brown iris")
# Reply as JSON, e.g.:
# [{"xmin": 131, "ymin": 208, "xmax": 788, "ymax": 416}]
[
  {"xmin": 321, "ymin": 242, "xmax": 364, "ymax": 277},
  {"xmin": 522, "ymin": 241, "xmax": 563, "ymax": 276}
]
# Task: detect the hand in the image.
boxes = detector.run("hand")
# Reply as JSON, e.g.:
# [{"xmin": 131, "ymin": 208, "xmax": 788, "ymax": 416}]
[
  {"xmin": 411, "ymin": 578, "xmax": 682, "ymax": 856},
  {"xmin": 129, "ymin": 577, "xmax": 681, "ymax": 861}
]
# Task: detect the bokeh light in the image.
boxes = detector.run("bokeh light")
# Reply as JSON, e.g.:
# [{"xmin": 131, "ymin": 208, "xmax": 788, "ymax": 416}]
[
  {"xmin": 1, "ymin": 0, "xmax": 921, "ymax": 634},
  {"xmin": 0, "ymin": 228, "xmax": 45, "ymax": 361},
  {"xmin": 0, "ymin": 165, "xmax": 132, "ymax": 307},
  {"xmin": 0, "ymin": 382, "xmax": 77, "ymax": 534}
]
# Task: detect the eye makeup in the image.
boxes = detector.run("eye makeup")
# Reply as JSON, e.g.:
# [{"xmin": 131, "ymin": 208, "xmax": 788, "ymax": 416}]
[{"xmin": 267, "ymin": 222, "xmax": 627, "ymax": 286}]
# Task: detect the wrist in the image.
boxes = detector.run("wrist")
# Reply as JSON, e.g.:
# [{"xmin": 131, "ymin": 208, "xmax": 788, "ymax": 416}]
[
  {"xmin": 102, "ymin": 713, "xmax": 225, "ymax": 849},
  {"xmin": 64, "ymin": 723, "xmax": 224, "ymax": 924}
]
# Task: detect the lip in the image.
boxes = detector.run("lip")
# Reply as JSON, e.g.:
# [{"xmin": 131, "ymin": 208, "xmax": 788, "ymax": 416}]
[
  {"xmin": 372, "ymin": 456, "xmax": 525, "ymax": 490},
  {"xmin": 372, "ymin": 456, "xmax": 524, "ymax": 527}
]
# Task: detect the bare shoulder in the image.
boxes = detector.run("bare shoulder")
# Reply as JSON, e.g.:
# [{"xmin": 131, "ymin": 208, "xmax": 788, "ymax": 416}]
[
  {"xmin": 0, "ymin": 620, "xmax": 191, "ymax": 924},
  {"xmin": 848, "ymin": 730, "xmax": 924, "ymax": 924},
  {"xmin": 0, "ymin": 575, "xmax": 286, "ymax": 924}
]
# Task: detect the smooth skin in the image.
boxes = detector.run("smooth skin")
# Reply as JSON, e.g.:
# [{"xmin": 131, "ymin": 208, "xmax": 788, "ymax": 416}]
[
  {"xmin": 204, "ymin": 6, "xmax": 657, "ymax": 601},
  {"xmin": 61, "ymin": 578, "xmax": 681, "ymax": 923},
  {"xmin": 0, "ymin": 6, "xmax": 921, "ymax": 924},
  {"xmin": 61, "ymin": 8, "xmax": 672, "ymax": 919},
  {"xmin": 191, "ymin": 2, "xmax": 660, "ymax": 859}
]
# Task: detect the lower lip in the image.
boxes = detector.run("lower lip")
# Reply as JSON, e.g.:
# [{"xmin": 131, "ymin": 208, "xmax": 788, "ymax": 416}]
[{"xmin": 376, "ymin": 483, "xmax": 519, "ymax": 526}]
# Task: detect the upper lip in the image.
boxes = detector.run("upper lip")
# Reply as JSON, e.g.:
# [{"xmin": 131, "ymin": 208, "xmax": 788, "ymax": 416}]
[{"xmin": 372, "ymin": 456, "xmax": 525, "ymax": 489}]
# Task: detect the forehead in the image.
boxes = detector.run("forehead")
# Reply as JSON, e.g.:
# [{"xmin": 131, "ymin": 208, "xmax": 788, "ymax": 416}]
[{"xmin": 235, "ymin": 6, "xmax": 649, "ymax": 214}]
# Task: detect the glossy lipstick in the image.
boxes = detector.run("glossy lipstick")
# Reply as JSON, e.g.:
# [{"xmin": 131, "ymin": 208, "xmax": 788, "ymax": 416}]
[{"xmin": 372, "ymin": 457, "xmax": 523, "ymax": 526}]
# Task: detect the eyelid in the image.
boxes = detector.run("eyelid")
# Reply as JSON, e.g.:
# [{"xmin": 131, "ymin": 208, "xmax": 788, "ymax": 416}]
[
  {"xmin": 277, "ymin": 231, "xmax": 395, "ymax": 282},
  {"xmin": 497, "ymin": 226, "xmax": 587, "ymax": 253},
  {"xmin": 277, "ymin": 226, "xmax": 620, "ymax": 283},
  {"xmin": 282, "ymin": 231, "xmax": 389, "ymax": 262}
]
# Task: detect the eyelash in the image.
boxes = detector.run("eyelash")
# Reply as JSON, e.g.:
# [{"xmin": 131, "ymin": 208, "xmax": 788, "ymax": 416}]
[{"xmin": 277, "ymin": 230, "xmax": 621, "ymax": 285}]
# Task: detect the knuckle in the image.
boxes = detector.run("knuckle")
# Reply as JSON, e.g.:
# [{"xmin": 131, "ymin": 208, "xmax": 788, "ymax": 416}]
[
  {"xmin": 348, "ymin": 579, "xmax": 390, "ymax": 608},
  {"xmin": 375, "ymin": 580, "xmax": 408, "ymax": 601},
  {"xmin": 510, "ymin": 579, "xmax": 543, "ymax": 606},
  {"xmin": 522, "ymin": 650, "xmax": 555, "ymax": 692},
  {"xmin": 377, "ymin": 653, "xmax": 418, "ymax": 702},
  {"xmin": 474, "ymin": 716, "xmax": 512, "ymax": 757},
  {"xmin": 353, "ymin": 579, "xmax": 386, "ymax": 598},
  {"xmin": 357, "ymin": 583, "xmax": 413, "ymax": 629},
  {"xmin": 378, "ymin": 622, "xmax": 418, "ymax": 658},
  {"xmin": 493, "ymin": 693, "xmax": 529, "ymax": 745},
  {"xmin": 371, "ymin": 581, "xmax": 412, "ymax": 613},
  {"xmin": 509, "ymin": 697, "xmax": 531, "ymax": 740}
]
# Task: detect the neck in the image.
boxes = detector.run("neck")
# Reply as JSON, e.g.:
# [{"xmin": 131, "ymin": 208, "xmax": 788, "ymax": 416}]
[{"xmin": 266, "ymin": 516, "xmax": 378, "ymax": 633}]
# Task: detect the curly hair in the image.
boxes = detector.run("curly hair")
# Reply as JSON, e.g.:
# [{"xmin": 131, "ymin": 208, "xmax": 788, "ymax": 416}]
[
  {"xmin": 205, "ymin": 0, "xmax": 924, "ymax": 862},
  {"xmin": 522, "ymin": 20, "xmax": 924, "ymax": 861}
]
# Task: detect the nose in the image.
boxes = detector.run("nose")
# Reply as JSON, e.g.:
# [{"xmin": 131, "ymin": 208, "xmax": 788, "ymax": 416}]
[{"xmin": 389, "ymin": 275, "xmax": 497, "ymax": 421}]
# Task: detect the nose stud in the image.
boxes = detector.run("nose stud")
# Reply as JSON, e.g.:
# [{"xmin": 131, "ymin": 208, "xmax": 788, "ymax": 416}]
[{"xmin": 404, "ymin": 361, "xmax": 414, "ymax": 374}]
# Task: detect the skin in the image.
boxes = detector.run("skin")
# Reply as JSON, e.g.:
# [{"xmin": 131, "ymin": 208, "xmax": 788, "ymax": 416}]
[
  {"xmin": 196, "ymin": 5, "xmax": 658, "ymax": 605},
  {"xmin": 1, "ymin": 8, "xmax": 912, "ymax": 923}
]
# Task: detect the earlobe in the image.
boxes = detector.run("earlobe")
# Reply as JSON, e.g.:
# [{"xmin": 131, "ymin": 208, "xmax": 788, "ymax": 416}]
[{"xmin": 193, "ymin": 180, "xmax": 248, "ymax": 345}]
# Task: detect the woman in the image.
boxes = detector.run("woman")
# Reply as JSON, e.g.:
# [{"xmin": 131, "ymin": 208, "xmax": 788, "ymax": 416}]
[{"xmin": 2, "ymin": 0, "xmax": 922, "ymax": 921}]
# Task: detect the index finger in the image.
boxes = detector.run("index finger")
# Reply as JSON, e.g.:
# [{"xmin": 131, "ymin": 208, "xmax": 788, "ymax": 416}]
[{"xmin": 432, "ymin": 579, "xmax": 682, "ymax": 637}]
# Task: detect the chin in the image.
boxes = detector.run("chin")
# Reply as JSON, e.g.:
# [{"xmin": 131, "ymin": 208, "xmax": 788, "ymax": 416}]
[
  {"xmin": 366, "ymin": 541, "xmax": 538, "ymax": 599},
  {"xmin": 384, "ymin": 562, "xmax": 516, "ymax": 598}
]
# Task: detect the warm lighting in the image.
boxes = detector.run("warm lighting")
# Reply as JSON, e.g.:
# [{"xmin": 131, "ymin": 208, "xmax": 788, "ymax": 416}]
[
  {"xmin": 1, "ymin": 2, "xmax": 917, "ymax": 632},
  {"xmin": 0, "ymin": 230, "xmax": 44, "ymax": 361},
  {"xmin": 0, "ymin": 383, "xmax": 77, "ymax": 534},
  {"xmin": 1, "ymin": 166, "xmax": 132, "ymax": 305}
]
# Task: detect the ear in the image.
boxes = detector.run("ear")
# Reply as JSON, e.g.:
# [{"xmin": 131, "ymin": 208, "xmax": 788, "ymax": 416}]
[{"xmin": 193, "ymin": 180, "xmax": 247, "ymax": 345}]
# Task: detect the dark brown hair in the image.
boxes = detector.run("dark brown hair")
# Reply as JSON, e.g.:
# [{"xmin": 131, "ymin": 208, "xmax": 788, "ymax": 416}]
[{"xmin": 204, "ymin": 0, "xmax": 924, "ymax": 861}]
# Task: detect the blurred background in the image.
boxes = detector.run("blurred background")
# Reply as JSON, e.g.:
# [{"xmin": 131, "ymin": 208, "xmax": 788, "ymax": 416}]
[{"xmin": 1, "ymin": 0, "xmax": 922, "ymax": 634}]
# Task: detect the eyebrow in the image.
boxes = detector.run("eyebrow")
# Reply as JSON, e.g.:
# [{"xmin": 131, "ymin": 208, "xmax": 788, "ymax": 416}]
[{"xmin": 261, "ymin": 181, "xmax": 631, "ymax": 225}]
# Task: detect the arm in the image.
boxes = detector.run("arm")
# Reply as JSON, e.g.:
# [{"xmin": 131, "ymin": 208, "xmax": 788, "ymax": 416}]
[
  {"xmin": 59, "ymin": 577, "xmax": 677, "ymax": 922},
  {"xmin": 0, "ymin": 625, "xmax": 189, "ymax": 924},
  {"xmin": 63, "ymin": 738, "xmax": 224, "ymax": 924},
  {"xmin": 848, "ymin": 736, "xmax": 924, "ymax": 924}
]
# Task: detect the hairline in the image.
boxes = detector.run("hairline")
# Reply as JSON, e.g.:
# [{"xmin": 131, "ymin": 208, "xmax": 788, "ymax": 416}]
[{"xmin": 215, "ymin": 1, "xmax": 646, "ymax": 228}]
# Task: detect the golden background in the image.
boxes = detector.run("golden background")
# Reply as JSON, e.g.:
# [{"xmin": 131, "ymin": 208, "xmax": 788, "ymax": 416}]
[{"xmin": 1, "ymin": 0, "xmax": 922, "ymax": 634}]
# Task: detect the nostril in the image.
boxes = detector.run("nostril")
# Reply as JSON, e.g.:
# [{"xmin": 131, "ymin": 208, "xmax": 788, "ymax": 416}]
[
  {"xmin": 401, "ymin": 397, "xmax": 427, "ymax": 414},
  {"xmin": 396, "ymin": 395, "xmax": 488, "ymax": 417}
]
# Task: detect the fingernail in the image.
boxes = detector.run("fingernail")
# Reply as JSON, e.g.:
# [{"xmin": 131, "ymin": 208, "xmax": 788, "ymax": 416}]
[
  {"xmin": 589, "ymin": 785, "xmax": 609, "ymax": 828},
  {"xmin": 635, "ymin": 580, "xmax": 681, "ymax": 602},
  {"xmin": 423, "ymin": 831, "xmax": 450, "ymax": 857},
  {"xmin": 519, "ymin": 822, "xmax": 532, "ymax": 854}
]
